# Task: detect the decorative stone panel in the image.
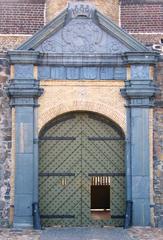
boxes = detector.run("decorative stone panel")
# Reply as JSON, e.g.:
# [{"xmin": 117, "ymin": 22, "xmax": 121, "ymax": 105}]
[{"xmin": 38, "ymin": 66, "xmax": 126, "ymax": 80}]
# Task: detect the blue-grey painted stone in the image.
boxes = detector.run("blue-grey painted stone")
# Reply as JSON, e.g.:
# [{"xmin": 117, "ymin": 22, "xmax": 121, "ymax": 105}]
[
  {"xmin": 132, "ymin": 176, "xmax": 150, "ymax": 199},
  {"xmin": 15, "ymin": 154, "xmax": 33, "ymax": 194},
  {"xmin": 51, "ymin": 67, "xmax": 65, "ymax": 79},
  {"xmin": 100, "ymin": 67, "xmax": 114, "ymax": 80},
  {"xmin": 114, "ymin": 67, "xmax": 126, "ymax": 80},
  {"xmin": 14, "ymin": 64, "xmax": 34, "ymax": 79},
  {"xmin": 38, "ymin": 66, "xmax": 126, "ymax": 80},
  {"xmin": 66, "ymin": 67, "xmax": 80, "ymax": 80},
  {"xmin": 14, "ymin": 106, "xmax": 34, "ymax": 227},
  {"xmin": 131, "ymin": 108, "xmax": 149, "ymax": 176},
  {"xmin": 33, "ymin": 107, "xmax": 39, "ymax": 203},
  {"xmin": 14, "ymin": 194, "xmax": 33, "ymax": 216},
  {"xmin": 38, "ymin": 66, "xmax": 51, "ymax": 79},
  {"xmin": 81, "ymin": 67, "xmax": 97, "ymax": 79},
  {"xmin": 130, "ymin": 107, "xmax": 150, "ymax": 226},
  {"xmin": 133, "ymin": 199, "xmax": 150, "ymax": 226},
  {"xmin": 36, "ymin": 18, "xmax": 129, "ymax": 54},
  {"xmin": 125, "ymin": 109, "xmax": 132, "ymax": 201},
  {"xmin": 15, "ymin": 107, "xmax": 33, "ymax": 153},
  {"xmin": 131, "ymin": 65, "xmax": 149, "ymax": 80},
  {"xmin": 14, "ymin": 98, "xmax": 35, "ymax": 106}
]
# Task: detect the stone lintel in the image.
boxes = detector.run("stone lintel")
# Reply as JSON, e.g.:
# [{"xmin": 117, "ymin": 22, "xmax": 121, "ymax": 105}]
[
  {"xmin": 8, "ymin": 51, "xmax": 126, "ymax": 66},
  {"xmin": 7, "ymin": 51, "xmax": 159, "ymax": 66}
]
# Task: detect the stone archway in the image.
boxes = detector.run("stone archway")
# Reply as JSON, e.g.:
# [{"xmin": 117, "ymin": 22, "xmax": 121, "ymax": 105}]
[{"xmin": 6, "ymin": 2, "xmax": 158, "ymax": 228}]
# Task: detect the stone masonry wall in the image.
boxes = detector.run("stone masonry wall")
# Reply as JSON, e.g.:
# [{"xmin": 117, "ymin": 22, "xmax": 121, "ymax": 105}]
[
  {"xmin": 45, "ymin": 0, "xmax": 120, "ymax": 24},
  {"xmin": 0, "ymin": 54, "xmax": 11, "ymax": 226},
  {"xmin": 153, "ymin": 61, "xmax": 163, "ymax": 227}
]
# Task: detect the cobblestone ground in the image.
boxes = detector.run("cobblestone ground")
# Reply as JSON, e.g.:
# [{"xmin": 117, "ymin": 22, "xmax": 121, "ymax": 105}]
[
  {"xmin": 0, "ymin": 228, "xmax": 41, "ymax": 240},
  {"xmin": 0, "ymin": 227, "xmax": 163, "ymax": 240},
  {"xmin": 128, "ymin": 227, "xmax": 163, "ymax": 240}
]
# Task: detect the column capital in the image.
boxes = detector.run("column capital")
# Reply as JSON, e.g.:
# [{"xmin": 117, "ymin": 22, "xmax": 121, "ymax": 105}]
[
  {"xmin": 121, "ymin": 54, "xmax": 160, "ymax": 107},
  {"xmin": 5, "ymin": 79, "xmax": 43, "ymax": 107}
]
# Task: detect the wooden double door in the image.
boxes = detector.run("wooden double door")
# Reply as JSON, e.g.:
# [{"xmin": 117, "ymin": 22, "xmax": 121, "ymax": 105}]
[{"xmin": 39, "ymin": 112, "xmax": 126, "ymax": 227}]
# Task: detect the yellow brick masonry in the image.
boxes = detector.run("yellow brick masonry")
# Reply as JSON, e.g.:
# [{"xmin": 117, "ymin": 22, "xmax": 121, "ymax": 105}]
[
  {"xmin": 0, "ymin": 35, "xmax": 31, "ymax": 52},
  {"xmin": 38, "ymin": 80, "xmax": 126, "ymax": 133},
  {"xmin": 45, "ymin": 0, "xmax": 119, "ymax": 24}
]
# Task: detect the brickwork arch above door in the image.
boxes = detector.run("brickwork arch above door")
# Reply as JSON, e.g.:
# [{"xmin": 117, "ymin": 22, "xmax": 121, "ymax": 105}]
[{"xmin": 38, "ymin": 100, "xmax": 126, "ymax": 134}]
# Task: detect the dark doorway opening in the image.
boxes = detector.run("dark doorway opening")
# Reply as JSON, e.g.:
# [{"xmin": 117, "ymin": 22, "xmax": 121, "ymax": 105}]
[{"xmin": 91, "ymin": 176, "xmax": 110, "ymax": 220}]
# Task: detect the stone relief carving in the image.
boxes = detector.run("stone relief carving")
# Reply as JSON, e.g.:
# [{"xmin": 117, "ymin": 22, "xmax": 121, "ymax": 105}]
[
  {"xmin": 62, "ymin": 20, "xmax": 103, "ymax": 53},
  {"xmin": 38, "ymin": 66, "xmax": 126, "ymax": 80},
  {"xmin": 131, "ymin": 65, "xmax": 149, "ymax": 80},
  {"xmin": 14, "ymin": 64, "xmax": 33, "ymax": 79},
  {"xmin": 37, "ymin": 19, "xmax": 129, "ymax": 54},
  {"xmin": 69, "ymin": 2, "xmax": 94, "ymax": 19}
]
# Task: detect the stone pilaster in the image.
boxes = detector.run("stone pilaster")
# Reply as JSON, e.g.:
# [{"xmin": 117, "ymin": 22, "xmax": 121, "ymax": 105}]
[
  {"xmin": 121, "ymin": 52, "xmax": 159, "ymax": 226},
  {"xmin": 6, "ymin": 54, "xmax": 43, "ymax": 227}
]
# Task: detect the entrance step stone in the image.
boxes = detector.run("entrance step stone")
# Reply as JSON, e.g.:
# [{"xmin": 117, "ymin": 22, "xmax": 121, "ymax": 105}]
[{"xmin": 40, "ymin": 227, "xmax": 133, "ymax": 240}]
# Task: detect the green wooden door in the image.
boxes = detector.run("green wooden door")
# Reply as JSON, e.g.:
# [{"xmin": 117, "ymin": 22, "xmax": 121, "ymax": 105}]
[{"xmin": 39, "ymin": 112, "xmax": 125, "ymax": 227}]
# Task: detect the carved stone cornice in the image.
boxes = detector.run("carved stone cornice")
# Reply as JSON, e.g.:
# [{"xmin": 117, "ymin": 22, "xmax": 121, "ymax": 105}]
[
  {"xmin": 121, "ymin": 79, "xmax": 160, "ymax": 107},
  {"xmin": 7, "ymin": 51, "xmax": 126, "ymax": 66},
  {"xmin": 121, "ymin": 52, "xmax": 160, "ymax": 107},
  {"xmin": 122, "ymin": 52, "xmax": 159, "ymax": 64},
  {"xmin": 6, "ymin": 79, "xmax": 44, "ymax": 106}
]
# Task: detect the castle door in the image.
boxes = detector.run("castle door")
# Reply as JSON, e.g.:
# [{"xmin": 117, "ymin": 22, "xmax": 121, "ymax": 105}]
[{"xmin": 39, "ymin": 112, "xmax": 125, "ymax": 227}]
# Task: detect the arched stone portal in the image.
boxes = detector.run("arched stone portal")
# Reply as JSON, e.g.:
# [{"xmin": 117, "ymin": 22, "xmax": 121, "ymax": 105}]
[
  {"xmin": 6, "ymin": 2, "xmax": 158, "ymax": 228},
  {"xmin": 39, "ymin": 111, "xmax": 126, "ymax": 227}
]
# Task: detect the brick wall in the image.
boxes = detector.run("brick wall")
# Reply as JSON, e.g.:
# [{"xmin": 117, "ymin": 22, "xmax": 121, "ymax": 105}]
[
  {"xmin": 121, "ymin": 1, "xmax": 163, "ymax": 33},
  {"xmin": 45, "ymin": 0, "xmax": 120, "ymax": 24},
  {"xmin": 120, "ymin": 0, "xmax": 163, "ymax": 44},
  {"xmin": 0, "ymin": 0, "xmax": 45, "ymax": 34}
]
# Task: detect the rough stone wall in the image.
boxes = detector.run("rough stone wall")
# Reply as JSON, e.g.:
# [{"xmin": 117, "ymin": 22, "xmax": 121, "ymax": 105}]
[
  {"xmin": 153, "ymin": 61, "xmax": 163, "ymax": 227},
  {"xmin": 120, "ymin": 0, "xmax": 163, "ymax": 45},
  {"xmin": 0, "ymin": 54, "xmax": 11, "ymax": 226},
  {"xmin": 45, "ymin": 0, "xmax": 120, "ymax": 24}
]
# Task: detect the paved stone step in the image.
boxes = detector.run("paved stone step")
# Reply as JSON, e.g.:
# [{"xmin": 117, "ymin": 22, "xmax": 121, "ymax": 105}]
[{"xmin": 40, "ymin": 227, "xmax": 133, "ymax": 240}]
